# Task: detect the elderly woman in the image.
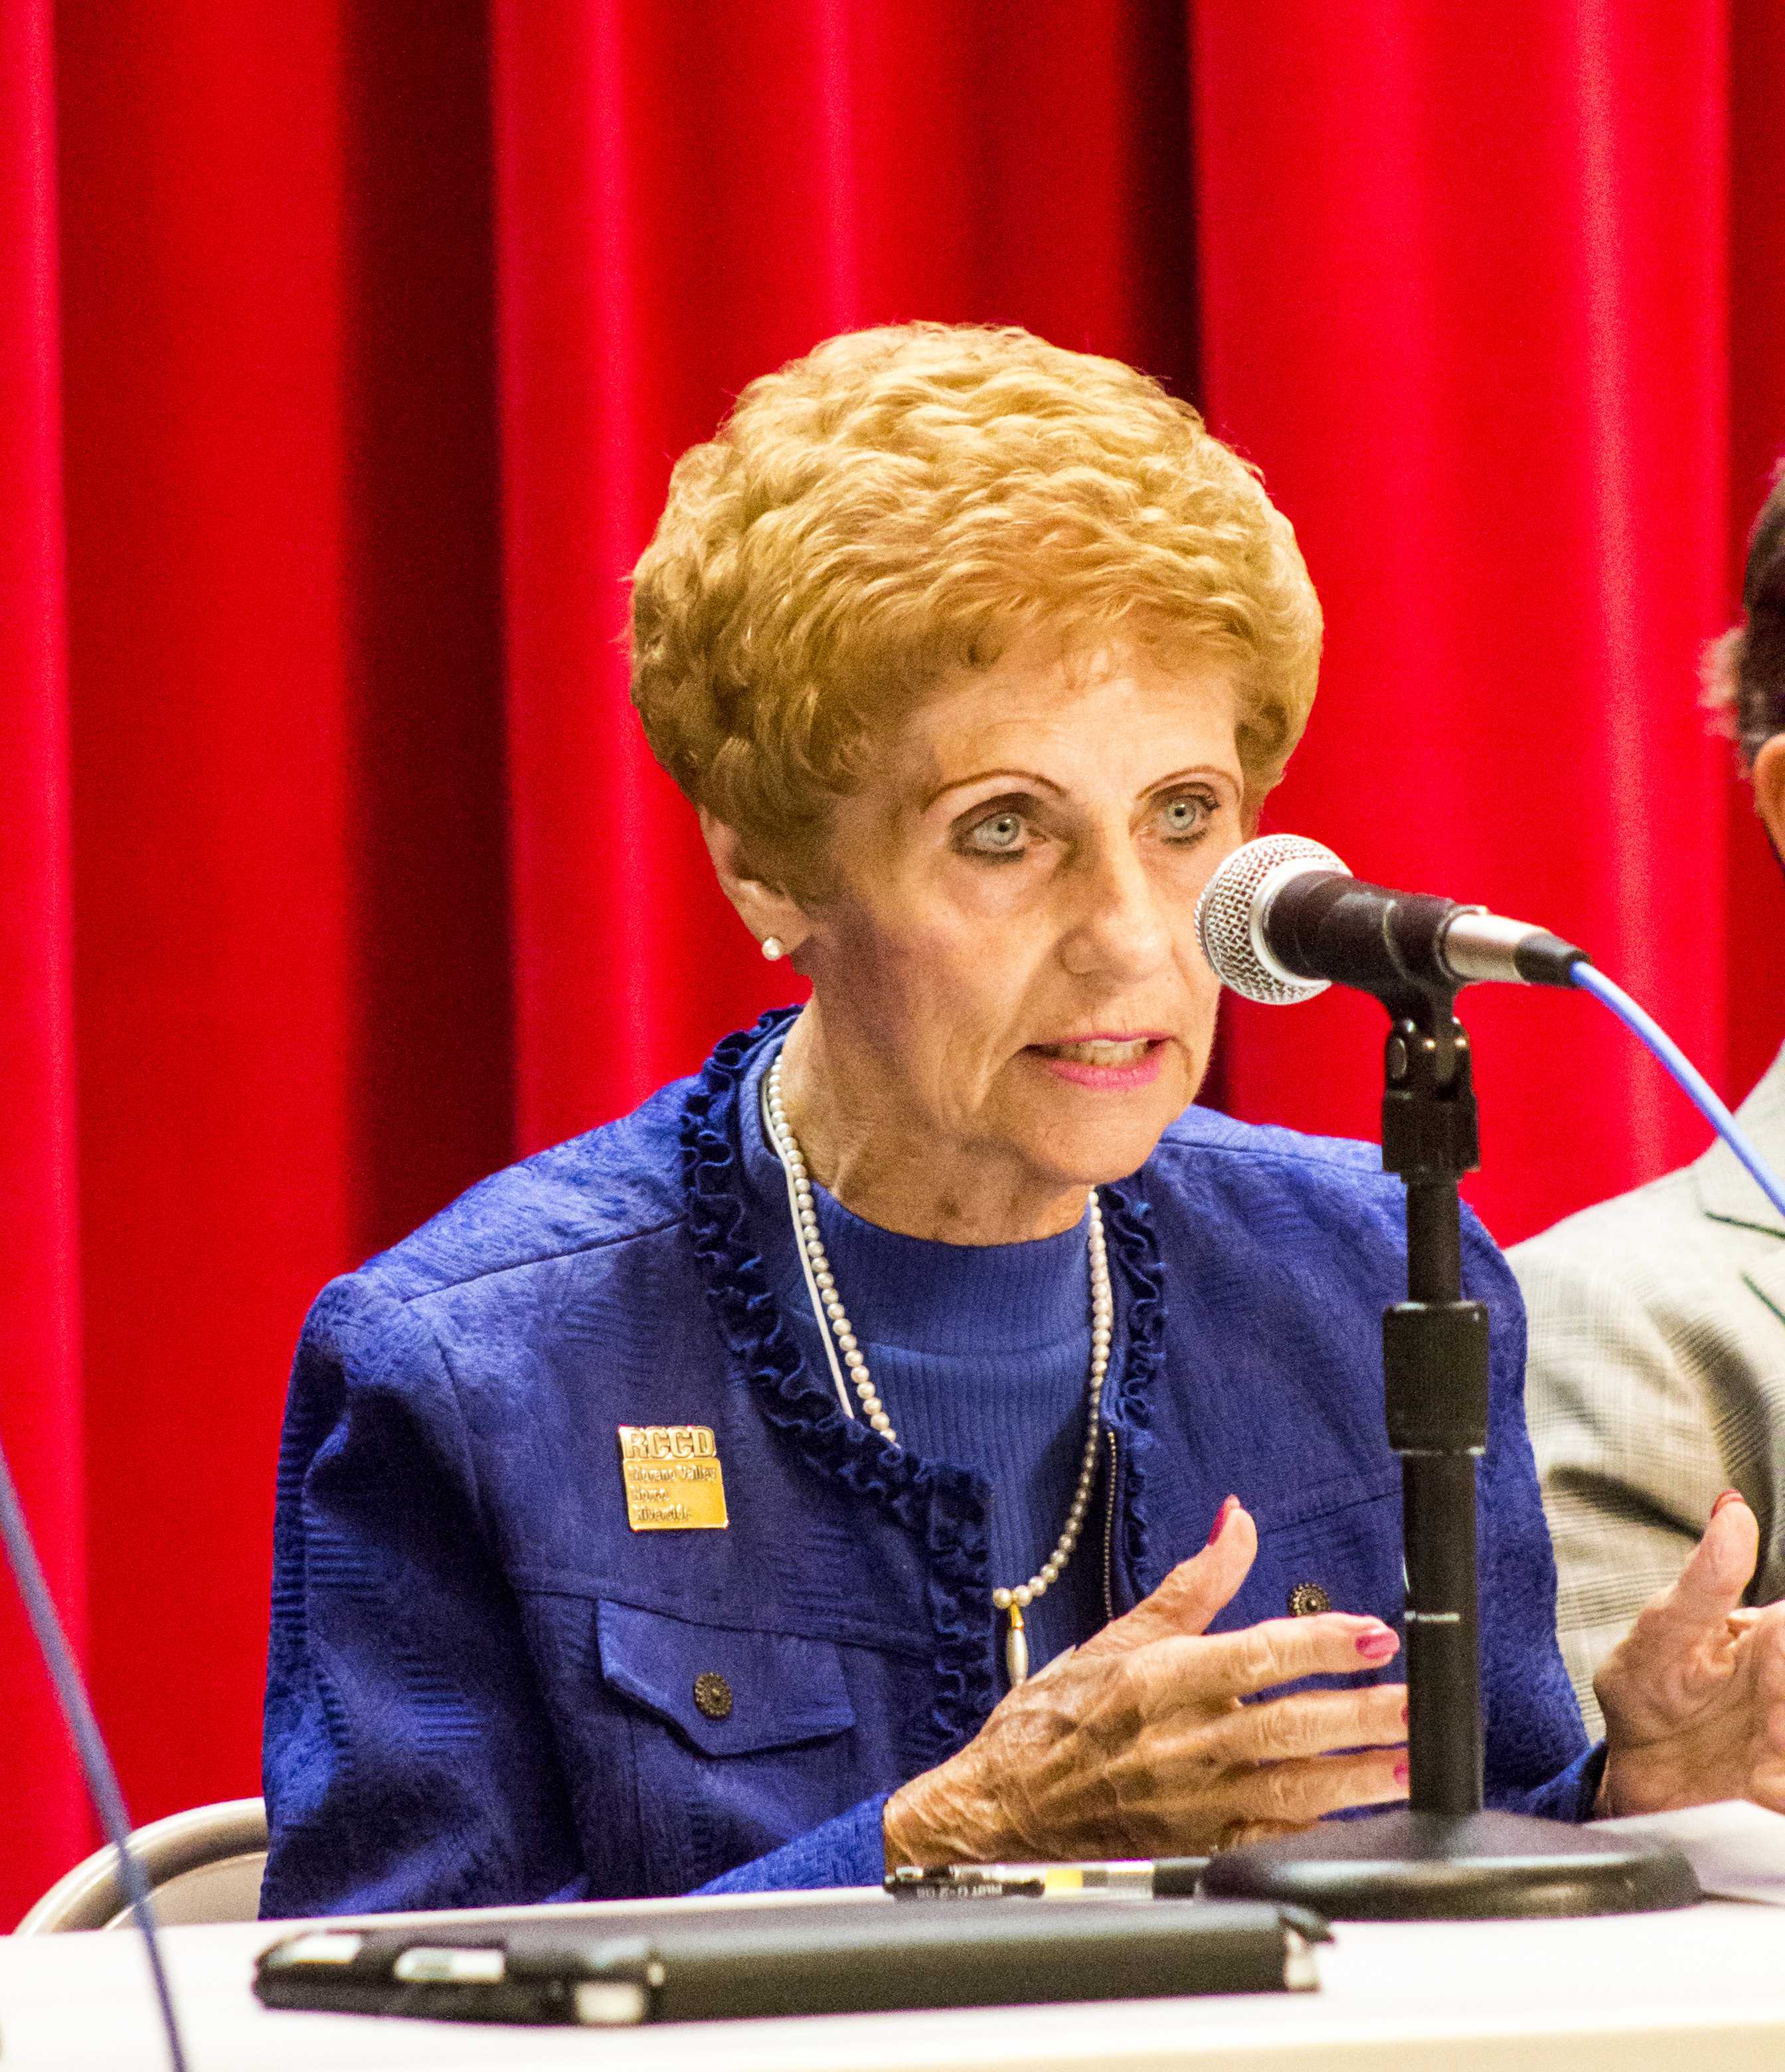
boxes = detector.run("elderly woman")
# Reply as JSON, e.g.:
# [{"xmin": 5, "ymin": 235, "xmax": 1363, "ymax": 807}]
[{"xmin": 262, "ymin": 325, "xmax": 1785, "ymax": 1915}]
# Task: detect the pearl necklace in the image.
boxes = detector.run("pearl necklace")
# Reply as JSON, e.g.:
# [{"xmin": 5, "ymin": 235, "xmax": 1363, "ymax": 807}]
[{"xmin": 762, "ymin": 1052, "xmax": 1112, "ymax": 1685}]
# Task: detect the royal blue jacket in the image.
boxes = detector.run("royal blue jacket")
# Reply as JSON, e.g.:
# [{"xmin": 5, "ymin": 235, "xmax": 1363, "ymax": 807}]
[{"xmin": 260, "ymin": 1013, "xmax": 1598, "ymax": 1917}]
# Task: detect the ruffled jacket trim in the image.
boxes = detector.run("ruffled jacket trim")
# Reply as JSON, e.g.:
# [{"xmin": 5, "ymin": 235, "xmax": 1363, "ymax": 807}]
[{"xmin": 679, "ymin": 1011, "xmax": 1167, "ymax": 1762}]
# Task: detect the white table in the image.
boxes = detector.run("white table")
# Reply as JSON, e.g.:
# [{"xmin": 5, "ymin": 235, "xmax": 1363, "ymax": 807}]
[{"xmin": 4, "ymin": 1893, "xmax": 1785, "ymax": 2071}]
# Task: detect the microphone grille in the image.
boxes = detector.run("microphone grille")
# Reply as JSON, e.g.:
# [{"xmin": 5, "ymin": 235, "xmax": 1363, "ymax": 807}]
[{"xmin": 1196, "ymin": 834, "xmax": 1349, "ymax": 1005}]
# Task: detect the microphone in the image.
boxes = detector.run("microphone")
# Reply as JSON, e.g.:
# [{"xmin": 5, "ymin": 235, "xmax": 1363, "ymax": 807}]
[{"xmin": 1195, "ymin": 834, "xmax": 1586, "ymax": 1007}]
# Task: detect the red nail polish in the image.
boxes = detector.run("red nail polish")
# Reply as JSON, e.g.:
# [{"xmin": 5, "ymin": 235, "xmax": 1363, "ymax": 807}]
[
  {"xmin": 1394, "ymin": 1759, "xmax": 1410, "ymax": 1786},
  {"xmin": 1401, "ymin": 1703, "xmax": 1408, "ymax": 1725},
  {"xmin": 1206, "ymin": 1496, "xmax": 1237, "ymax": 1547},
  {"xmin": 1355, "ymin": 1628, "xmax": 1398, "ymax": 1662},
  {"xmin": 1713, "ymin": 1488, "xmax": 1746, "ymax": 1518}
]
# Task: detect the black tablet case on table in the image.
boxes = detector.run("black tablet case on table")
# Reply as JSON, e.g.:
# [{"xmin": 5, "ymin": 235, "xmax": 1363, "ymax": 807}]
[{"xmin": 255, "ymin": 1895, "xmax": 1322, "ymax": 2026}]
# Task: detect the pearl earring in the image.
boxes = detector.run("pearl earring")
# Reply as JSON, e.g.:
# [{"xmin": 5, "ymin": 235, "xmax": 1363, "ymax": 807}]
[{"xmin": 760, "ymin": 936, "xmax": 786, "ymax": 962}]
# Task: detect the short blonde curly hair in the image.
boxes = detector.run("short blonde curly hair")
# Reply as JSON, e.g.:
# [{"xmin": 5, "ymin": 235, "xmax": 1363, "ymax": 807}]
[{"xmin": 631, "ymin": 323, "xmax": 1321, "ymax": 878}]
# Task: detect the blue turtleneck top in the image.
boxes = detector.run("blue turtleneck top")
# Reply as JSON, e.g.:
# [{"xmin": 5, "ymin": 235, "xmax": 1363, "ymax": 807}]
[{"xmin": 742, "ymin": 1067, "xmax": 1108, "ymax": 1675}]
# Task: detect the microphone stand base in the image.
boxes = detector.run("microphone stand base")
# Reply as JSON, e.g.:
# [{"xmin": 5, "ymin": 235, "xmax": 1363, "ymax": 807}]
[{"xmin": 1199, "ymin": 1807, "xmax": 1699, "ymax": 1920}]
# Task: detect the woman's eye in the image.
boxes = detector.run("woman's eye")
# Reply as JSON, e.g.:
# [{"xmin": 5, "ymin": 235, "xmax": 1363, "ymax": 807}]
[
  {"xmin": 1160, "ymin": 794, "xmax": 1213, "ymax": 841},
  {"xmin": 964, "ymin": 810, "xmax": 1028, "ymax": 856}
]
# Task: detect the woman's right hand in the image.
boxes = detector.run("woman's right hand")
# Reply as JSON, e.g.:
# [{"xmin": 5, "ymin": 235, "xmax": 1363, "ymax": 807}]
[{"xmin": 883, "ymin": 1498, "xmax": 1408, "ymax": 1867}]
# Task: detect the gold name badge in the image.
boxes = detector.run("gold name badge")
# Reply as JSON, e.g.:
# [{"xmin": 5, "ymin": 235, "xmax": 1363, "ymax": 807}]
[{"xmin": 617, "ymin": 1425, "xmax": 729, "ymax": 1532}]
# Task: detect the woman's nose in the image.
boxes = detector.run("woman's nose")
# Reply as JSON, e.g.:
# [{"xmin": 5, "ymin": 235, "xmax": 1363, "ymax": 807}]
[{"xmin": 1059, "ymin": 838, "xmax": 1172, "ymax": 981}]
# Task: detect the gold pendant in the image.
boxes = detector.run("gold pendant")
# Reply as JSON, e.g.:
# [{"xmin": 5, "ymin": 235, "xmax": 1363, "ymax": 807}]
[
  {"xmin": 617, "ymin": 1425, "xmax": 729, "ymax": 1531},
  {"xmin": 1005, "ymin": 1603, "xmax": 1029, "ymax": 1685}
]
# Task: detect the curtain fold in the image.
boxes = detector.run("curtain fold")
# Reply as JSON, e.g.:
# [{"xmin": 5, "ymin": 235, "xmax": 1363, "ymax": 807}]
[
  {"xmin": 40, "ymin": 3, "xmax": 515, "ymax": 1924},
  {"xmin": 1191, "ymin": 0, "xmax": 1744, "ymax": 1243},
  {"xmin": 0, "ymin": 0, "xmax": 1779, "ymax": 1923},
  {"xmin": 51, "ymin": 0, "xmax": 360, "ymax": 1889},
  {"xmin": 0, "ymin": 0, "xmax": 91, "ymax": 1923}
]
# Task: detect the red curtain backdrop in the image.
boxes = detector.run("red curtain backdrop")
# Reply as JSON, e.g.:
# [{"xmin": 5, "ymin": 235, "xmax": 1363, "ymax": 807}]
[
  {"xmin": 1, "ymin": 0, "xmax": 1780, "ymax": 1923},
  {"xmin": 0, "ymin": 0, "xmax": 89, "ymax": 1912}
]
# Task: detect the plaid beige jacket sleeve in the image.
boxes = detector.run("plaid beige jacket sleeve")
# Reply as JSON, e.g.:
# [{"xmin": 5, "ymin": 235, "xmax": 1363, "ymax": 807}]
[{"xmin": 1509, "ymin": 1047, "xmax": 1785, "ymax": 1737}]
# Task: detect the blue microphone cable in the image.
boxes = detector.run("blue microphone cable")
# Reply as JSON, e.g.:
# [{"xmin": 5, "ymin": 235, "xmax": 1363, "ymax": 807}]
[
  {"xmin": 0, "ymin": 1438, "xmax": 188, "ymax": 2071},
  {"xmin": 1572, "ymin": 962, "xmax": 1785, "ymax": 1225}
]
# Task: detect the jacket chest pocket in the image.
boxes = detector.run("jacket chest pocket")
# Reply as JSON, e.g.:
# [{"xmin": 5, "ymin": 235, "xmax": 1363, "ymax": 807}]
[
  {"xmin": 1224, "ymin": 1483, "xmax": 1406, "ymax": 1676},
  {"xmin": 597, "ymin": 1600, "xmax": 860, "ymax": 1892}
]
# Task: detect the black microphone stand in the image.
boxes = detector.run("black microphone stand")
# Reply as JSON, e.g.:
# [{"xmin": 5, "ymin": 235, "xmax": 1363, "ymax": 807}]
[{"xmin": 1203, "ymin": 970, "xmax": 1697, "ymax": 1919}]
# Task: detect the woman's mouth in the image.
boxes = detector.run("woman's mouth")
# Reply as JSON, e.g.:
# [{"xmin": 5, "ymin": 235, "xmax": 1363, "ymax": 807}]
[{"xmin": 1029, "ymin": 1035, "xmax": 1169, "ymax": 1088}]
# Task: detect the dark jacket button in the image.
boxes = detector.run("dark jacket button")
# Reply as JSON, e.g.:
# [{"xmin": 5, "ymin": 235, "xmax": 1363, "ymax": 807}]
[
  {"xmin": 693, "ymin": 1671, "xmax": 733, "ymax": 1721},
  {"xmin": 1288, "ymin": 1582, "xmax": 1332, "ymax": 1617}
]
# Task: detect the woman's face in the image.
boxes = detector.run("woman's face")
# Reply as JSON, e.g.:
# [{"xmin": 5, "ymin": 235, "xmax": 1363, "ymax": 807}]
[{"xmin": 784, "ymin": 632, "xmax": 1251, "ymax": 1241}]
